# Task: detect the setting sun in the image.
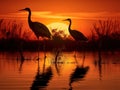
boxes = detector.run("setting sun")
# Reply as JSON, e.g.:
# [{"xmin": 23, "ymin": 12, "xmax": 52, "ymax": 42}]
[{"xmin": 47, "ymin": 22, "xmax": 69, "ymax": 36}]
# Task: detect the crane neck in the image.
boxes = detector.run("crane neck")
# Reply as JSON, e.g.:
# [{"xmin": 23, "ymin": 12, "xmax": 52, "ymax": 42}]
[
  {"xmin": 28, "ymin": 10, "xmax": 32, "ymax": 24},
  {"xmin": 68, "ymin": 20, "xmax": 72, "ymax": 31}
]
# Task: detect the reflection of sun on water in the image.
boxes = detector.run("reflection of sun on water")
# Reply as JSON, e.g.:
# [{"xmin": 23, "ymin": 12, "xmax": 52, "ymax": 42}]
[{"xmin": 47, "ymin": 22, "xmax": 69, "ymax": 37}]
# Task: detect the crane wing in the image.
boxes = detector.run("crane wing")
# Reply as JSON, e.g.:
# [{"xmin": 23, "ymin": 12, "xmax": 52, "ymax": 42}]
[
  {"xmin": 70, "ymin": 30, "xmax": 88, "ymax": 41},
  {"xmin": 31, "ymin": 22, "xmax": 51, "ymax": 38}
]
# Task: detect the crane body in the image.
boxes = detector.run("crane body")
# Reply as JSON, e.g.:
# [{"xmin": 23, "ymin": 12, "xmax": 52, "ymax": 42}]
[
  {"xmin": 63, "ymin": 18, "xmax": 88, "ymax": 41},
  {"xmin": 19, "ymin": 7, "xmax": 51, "ymax": 58},
  {"xmin": 19, "ymin": 8, "xmax": 51, "ymax": 39}
]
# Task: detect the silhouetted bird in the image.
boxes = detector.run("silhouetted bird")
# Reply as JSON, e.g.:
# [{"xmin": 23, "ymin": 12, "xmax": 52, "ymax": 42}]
[
  {"xmin": 63, "ymin": 18, "xmax": 88, "ymax": 56},
  {"xmin": 63, "ymin": 18, "xmax": 88, "ymax": 41},
  {"xmin": 19, "ymin": 7, "xmax": 51, "ymax": 39},
  {"xmin": 19, "ymin": 7, "xmax": 51, "ymax": 58}
]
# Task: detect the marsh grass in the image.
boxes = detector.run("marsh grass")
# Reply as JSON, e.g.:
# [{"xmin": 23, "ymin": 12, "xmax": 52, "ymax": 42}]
[
  {"xmin": 0, "ymin": 19, "xmax": 120, "ymax": 51},
  {"xmin": 89, "ymin": 19, "xmax": 120, "ymax": 50}
]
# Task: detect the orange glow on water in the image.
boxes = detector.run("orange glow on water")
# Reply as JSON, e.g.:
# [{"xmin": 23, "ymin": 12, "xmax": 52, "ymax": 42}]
[{"xmin": 0, "ymin": 51, "xmax": 120, "ymax": 90}]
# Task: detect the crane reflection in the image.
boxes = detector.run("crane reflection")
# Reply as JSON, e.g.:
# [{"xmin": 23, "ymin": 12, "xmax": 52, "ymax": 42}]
[
  {"xmin": 31, "ymin": 57, "xmax": 53, "ymax": 90},
  {"xmin": 69, "ymin": 54, "xmax": 89, "ymax": 90}
]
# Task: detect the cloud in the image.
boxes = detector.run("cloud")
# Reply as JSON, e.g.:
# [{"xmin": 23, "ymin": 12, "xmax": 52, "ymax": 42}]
[
  {"xmin": 56, "ymin": 12, "xmax": 120, "ymax": 20},
  {"xmin": 0, "ymin": 11, "xmax": 120, "ymax": 21}
]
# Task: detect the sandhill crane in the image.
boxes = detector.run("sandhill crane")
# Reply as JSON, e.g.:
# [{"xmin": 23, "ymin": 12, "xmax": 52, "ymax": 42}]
[
  {"xmin": 19, "ymin": 7, "xmax": 51, "ymax": 58},
  {"xmin": 63, "ymin": 18, "xmax": 88, "ymax": 56},
  {"xmin": 63, "ymin": 18, "xmax": 87, "ymax": 41}
]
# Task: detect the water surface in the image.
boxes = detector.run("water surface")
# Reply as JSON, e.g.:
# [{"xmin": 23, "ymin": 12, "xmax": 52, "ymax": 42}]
[{"xmin": 0, "ymin": 51, "xmax": 120, "ymax": 90}]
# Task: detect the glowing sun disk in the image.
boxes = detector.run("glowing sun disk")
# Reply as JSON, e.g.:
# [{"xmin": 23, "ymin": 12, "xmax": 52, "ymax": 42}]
[{"xmin": 47, "ymin": 22, "xmax": 69, "ymax": 36}]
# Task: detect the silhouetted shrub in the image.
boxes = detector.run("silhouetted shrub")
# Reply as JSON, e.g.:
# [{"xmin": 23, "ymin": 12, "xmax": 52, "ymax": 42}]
[{"xmin": 90, "ymin": 19, "xmax": 120, "ymax": 50}]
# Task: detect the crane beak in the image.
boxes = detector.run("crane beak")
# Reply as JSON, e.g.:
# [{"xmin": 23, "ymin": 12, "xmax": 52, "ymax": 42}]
[
  {"xmin": 19, "ymin": 9, "xmax": 25, "ymax": 11},
  {"xmin": 62, "ymin": 19, "xmax": 67, "ymax": 21}
]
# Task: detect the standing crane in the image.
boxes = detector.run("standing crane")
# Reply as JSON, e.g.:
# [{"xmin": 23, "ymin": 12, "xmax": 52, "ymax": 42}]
[
  {"xmin": 19, "ymin": 7, "xmax": 51, "ymax": 59},
  {"xmin": 63, "ymin": 18, "xmax": 88, "ymax": 56}
]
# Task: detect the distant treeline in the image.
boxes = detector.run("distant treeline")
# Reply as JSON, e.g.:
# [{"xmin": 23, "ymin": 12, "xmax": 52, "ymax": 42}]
[{"xmin": 0, "ymin": 19, "xmax": 120, "ymax": 51}]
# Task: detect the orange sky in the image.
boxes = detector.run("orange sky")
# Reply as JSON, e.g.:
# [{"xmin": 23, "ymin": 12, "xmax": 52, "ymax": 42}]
[
  {"xmin": 1, "ymin": 0, "xmax": 120, "ymax": 13},
  {"xmin": 0, "ymin": 0, "xmax": 120, "ymax": 35}
]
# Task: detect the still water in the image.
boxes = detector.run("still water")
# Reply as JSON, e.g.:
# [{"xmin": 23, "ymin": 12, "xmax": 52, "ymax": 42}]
[{"xmin": 0, "ymin": 51, "xmax": 120, "ymax": 90}]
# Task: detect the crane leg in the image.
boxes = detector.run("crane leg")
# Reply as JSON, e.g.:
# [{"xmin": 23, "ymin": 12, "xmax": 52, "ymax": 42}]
[
  {"xmin": 37, "ymin": 38, "xmax": 40, "ymax": 61},
  {"xmin": 74, "ymin": 50, "xmax": 77, "ymax": 57},
  {"xmin": 37, "ymin": 38, "xmax": 40, "ymax": 75},
  {"xmin": 43, "ymin": 56, "xmax": 46, "ymax": 73},
  {"xmin": 43, "ymin": 39, "xmax": 46, "ymax": 58},
  {"xmin": 74, "ymin": 41, "xmax": 78, "ymax": 57},
  {"xmin": 82, "ymin": 42, "xmax": 86, "ymax": 66}
]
